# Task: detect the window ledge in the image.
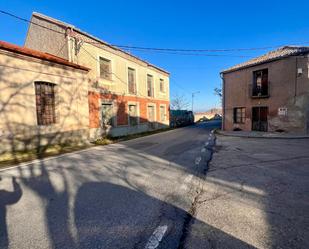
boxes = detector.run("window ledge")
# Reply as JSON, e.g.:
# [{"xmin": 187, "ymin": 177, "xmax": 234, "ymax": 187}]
[
  {"xmin": 97, "ymin": 77, "xmax": 114, "ymax": 85},
  {"xmin": 251, "ymin": 95, "xmax": 269, "ymax": 99}
]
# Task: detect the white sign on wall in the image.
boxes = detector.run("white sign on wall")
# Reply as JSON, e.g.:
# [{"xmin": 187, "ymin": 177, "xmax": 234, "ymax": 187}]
[{"xmin": 278, "ymin": 107, "xmax": 288, "ymax": 116}]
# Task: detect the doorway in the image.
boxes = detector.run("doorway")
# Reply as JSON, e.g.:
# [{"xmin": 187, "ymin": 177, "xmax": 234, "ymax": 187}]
[
  {"xmin": 101, "ymin": 103, "xmax": 114, "ymax": 134},
  {"xmin": 252, "ymin": 107, "xmax": 268, "ymax": 131}
]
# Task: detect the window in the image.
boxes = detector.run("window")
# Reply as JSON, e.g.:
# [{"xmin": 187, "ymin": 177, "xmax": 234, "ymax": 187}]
[
  {"xmin": 101, "ymin": 103, "xmax": 115, "ymax": 127},
  {"xmin": 253, "ymin": 69, "xmax": 268, "ymax": 96},
  {"xmin": 160, "ymin": 106, "xmax": 166, "ymax": 121},
  {"xmin": 128, "ymin": 104, "xmax": 138, "ymax": 126},
  {"xmin": 128, "ymin": 68, "xmax": 136, "ymax": 94},
  {"xmin": 99, "ymin": 57, "xmax": 111, "ymax": 80},
  {"xmin": 147, "ymin": 105, "xmax": 155, "ymax": 122},
  {"xmin": 147, "ymin": 74, "xmax": 154, "ymax": 97},
  {"xmin": 35, "ymin": 82, "xmax": 56, "ymax": 125},
  {"xmin": 159, "ymin": 79, "xmax": 165, "ymax": 92},
  {"xmin": 233, "ymin": 107, "xmax": 245, "ymax": 124}
]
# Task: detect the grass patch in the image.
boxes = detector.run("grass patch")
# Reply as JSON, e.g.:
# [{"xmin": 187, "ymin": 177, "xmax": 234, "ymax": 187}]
[
  {"xmin": 0, "ymin": 127, "xmax": 175, "ymax": 169},
  {"xmin": 0, "ymin": 143, "xmax": 93, "ymax": 169},
  {"xmin": 92, "ymin": 137, "xmax": 114, "ymax": 145}
]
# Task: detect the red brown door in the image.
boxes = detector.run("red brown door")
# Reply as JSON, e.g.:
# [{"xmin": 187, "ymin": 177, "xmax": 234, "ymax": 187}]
[{"xmin": 252, "ymin": 107, "xmax": 268, "ymax": 131}]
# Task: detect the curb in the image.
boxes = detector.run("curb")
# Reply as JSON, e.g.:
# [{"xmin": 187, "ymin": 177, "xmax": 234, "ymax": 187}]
[{"xmin": 216, "ymin": 130, "xmax": 309, "ymax": 139}]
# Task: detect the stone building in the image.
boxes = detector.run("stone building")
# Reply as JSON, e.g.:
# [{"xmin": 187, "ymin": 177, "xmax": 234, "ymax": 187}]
[
  {"xmin": 221, "ymin": 46, "xmax": 309, "ymax": 134},
  {"xmin": 25, "ymin": 12, "xmax": 170, "ymax": 139},
  {"xmin": 0, "ymin": 40, "xmax": 90, "ymax": 154}
]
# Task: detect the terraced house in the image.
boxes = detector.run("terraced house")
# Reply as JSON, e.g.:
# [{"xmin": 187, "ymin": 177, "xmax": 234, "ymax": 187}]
[
  {"xmin": 221, "ymin": 46, "xmax": 309, "ymax": 134},
  {"xmin": 25, "ymin": 12, "xmax": 170, "ymax": 139}
]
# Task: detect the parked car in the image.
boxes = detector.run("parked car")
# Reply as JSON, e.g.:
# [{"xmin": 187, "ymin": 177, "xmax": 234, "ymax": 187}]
[{"xmin": 170, "ymin": 110, "xmax": 194, "ymax": 128}]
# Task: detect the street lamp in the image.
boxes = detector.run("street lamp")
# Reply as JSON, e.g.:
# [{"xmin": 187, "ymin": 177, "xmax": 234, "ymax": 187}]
[{"xmin": 191, "ymin": 91, "xmax": 200, "ymax": 113}]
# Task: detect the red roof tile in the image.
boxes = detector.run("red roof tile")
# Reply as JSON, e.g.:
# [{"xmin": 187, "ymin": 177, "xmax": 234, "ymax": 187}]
[
  {"xmin": 0, "ymin": 40, "xmax": 90, "ymax": 71},
  {"xmin": 221, "ymin": 46, "xmax": 309, "ymax": 74}
]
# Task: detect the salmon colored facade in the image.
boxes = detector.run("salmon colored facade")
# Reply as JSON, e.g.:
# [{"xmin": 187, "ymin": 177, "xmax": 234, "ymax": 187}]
[{"xmin": 88, "ymin": 92, "xmax": 169, "ymax": 128}]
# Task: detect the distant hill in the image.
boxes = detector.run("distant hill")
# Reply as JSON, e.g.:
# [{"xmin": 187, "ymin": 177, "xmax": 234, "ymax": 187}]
[{"xmin": 194, "ymin": 108, "xmax": 222, "ymax": 122}]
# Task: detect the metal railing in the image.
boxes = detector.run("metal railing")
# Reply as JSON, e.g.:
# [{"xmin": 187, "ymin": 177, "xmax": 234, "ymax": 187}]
[{"xmin": 249, "ymin": 82, "xmax": 270, "ymax": 98}]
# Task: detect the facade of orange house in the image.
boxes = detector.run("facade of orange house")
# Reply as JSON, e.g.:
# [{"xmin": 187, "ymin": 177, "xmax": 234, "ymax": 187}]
[
  {"xmin": 25, "ymin": 12, "xmax": 170, "ymax": 139},
  {"xmin": 221, "ymin": 46, "xmax": 309, "ymax": 134},
  {"xmin": 0, "ymin": 41, "xmax": 90, "ymax": 154}
]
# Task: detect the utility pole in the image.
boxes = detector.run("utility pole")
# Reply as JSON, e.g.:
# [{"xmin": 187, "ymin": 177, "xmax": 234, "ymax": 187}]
[{"xmin": 191, "ymin": 91, "xmax": 200, "ymax": 113}]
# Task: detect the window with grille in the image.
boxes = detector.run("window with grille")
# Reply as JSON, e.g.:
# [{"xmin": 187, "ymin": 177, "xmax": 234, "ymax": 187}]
[
  {"xmin": 99, "ymin": 57, "xmax": 111, "ymax": 80},
  {"xmin": 159, "ymin": 79, "xmax": 164, "ymax": 92},
  {"xmin": 128, "ymin": 68, "xmax": 136, "ymax": 94},
  {"xmin": 147, "ymin": 74, "xmax": 154, "ymax": 97},
  {"xmin": 160, "ymin": 106, "xmax": 165, "ymax": 121},
  {"xmin": 128, "ymin": 104, "xmax": 138, "ymax": 126},
  {"xmin": 35, "ymin": 82, "xmax": 56, "ymax": 125},
  {"xmin": 233, "ymin": 107, "xmax": 246, "ymax": 124}
]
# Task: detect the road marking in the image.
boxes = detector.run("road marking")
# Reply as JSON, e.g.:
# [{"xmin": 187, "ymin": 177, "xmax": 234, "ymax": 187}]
[
  {"xmin": 195, "ymin": 156, "xmax": 202, "ymax": 165},
  {"xmin": 144, "ymin": 225, "xmax": 168, "ymax": 249}
]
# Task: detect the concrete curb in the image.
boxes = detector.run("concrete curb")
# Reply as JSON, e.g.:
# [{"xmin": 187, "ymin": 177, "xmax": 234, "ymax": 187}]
[{"xmin": 216, "ymin": 130, "xmax": 309, "ymax": 139}]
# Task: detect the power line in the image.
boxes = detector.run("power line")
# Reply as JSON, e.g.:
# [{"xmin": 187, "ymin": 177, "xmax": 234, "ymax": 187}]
[
  {"xmin": 120, "ymin": 48, "xmax": 252, "ymax": 58},
  {"xmin": 0, "ymin": 10, "xmax": 64, "ymax": 35},
  {"xmin": 0, "ymin": 9, "xmax": 189, "ymax": 96},
  {"xmin": 110, "ymin": 44, "xmax": 275, "ymax": 52},
  {"xmin": 1, "ymin": 9, "xmax": 309, "ymax": 56},
  {"xmin": 106, "ymin": 42, "xmax": 309, "ymax": 53},
  {"xmin": 0, "ymin": 9, "xmax": 248, "ymax": 58}
]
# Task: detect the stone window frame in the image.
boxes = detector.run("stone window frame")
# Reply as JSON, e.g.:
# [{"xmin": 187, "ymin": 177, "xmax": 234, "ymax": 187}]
[
  {"xmin": 97, "ymin": 54, "xmax": 114, "ymax": 84},
  {"xmin": 233, "ymin": 107, "xmax": 246, "ymax": 124},
  {"xmin": 127, "ymin": 101, "xmax": 140, "ymax": 126},
  {"xmin": 146, "ymin": 74, "xmax": 155, "ymax": 98},
  {"xmin": 147, "ymin": 103, "xmax": 156, "ymax": 122},
  {"xmin": 100, "ymin": 99, "xmax": 117, "ymax": 128},
  {"xmin": 159, "ymin": 104, "xmax": 167, "ymax": 122},
  {"xmin": 127, "ymin": 66, "xmax": 138, "ymax": 95},
  {"xmin": 34, "ymin": 81, "xmax": 57, "ymax": 126}
]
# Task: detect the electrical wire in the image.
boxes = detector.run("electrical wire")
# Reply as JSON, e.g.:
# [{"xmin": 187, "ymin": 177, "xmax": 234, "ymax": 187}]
[
  {"xmin": 1, "ymin": 9, "xmax": 309, "ymax": 56},
  {"xmin": 80, "ymin": 46, "xmax": 164, "ymax": 100},
  {"xmin": 0, "ymin": 9, "xmax": 186, "ymax": 97},
  {"xmin": 111, "ymin": 42, "xmax": 309, "ymax": 52}
]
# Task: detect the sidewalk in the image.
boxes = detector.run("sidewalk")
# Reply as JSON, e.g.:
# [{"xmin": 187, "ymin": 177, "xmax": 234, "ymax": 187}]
[
  {"xmin": 183, "ymin": 135, "xmax": 309, "ymax": 249},
  {"xmin": 217, "ymin": 130, "xmax": 309, "ymax": 139}
]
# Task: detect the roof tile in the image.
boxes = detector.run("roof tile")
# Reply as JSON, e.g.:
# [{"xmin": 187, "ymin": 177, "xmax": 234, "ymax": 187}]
[
  {"xmin": 0, "ymin": 40, "xmax": 90, "ymax": 71},
  {"xmin": 221, "ymin": 46, "xmax": 309, "ymax": 73}
]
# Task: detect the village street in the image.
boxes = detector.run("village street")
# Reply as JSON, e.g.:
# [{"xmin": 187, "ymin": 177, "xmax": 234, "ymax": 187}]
[
  {"xmin": 0, "ymin": 121, "xmax": 220, "ymax": 249},
  {"xmin": 184, "ymin": 135, "xmax": 309, "ymax": 249}
]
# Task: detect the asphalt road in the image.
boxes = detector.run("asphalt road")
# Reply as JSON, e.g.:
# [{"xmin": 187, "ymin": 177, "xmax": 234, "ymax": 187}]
[
  {"xmin": 184, "ymin": 135, "xmax": 309, "ymax": 249},
  {"xmin": 0, "ymin": 120, "xmax": 221, "ymax": 249}
]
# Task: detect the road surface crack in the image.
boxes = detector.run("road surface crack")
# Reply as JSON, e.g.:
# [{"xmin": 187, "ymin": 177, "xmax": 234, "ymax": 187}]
[{"xmin": 177, "ymin": 132, "xmax": 216, "ymax": 249}]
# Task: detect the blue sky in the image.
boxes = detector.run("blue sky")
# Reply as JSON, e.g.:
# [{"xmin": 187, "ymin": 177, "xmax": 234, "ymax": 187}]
[{"xmin": 1, "ymin": 0, "xmax": 309, "ymax": 112}]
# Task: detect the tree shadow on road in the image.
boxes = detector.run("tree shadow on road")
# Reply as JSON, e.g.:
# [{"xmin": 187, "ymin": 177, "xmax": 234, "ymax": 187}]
[
  {"xmin": 1, "ymin": 159, "xmax": 255, "ymax": 249},
  {"xmin": 0, "ymin": 176, "xmax": 22, "ymax": 249}
]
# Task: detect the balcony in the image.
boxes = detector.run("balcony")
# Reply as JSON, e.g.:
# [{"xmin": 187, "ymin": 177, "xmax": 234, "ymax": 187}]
[{"xmin": 249, "ymin": 82, "xmax": 270, "ymax": 98}]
